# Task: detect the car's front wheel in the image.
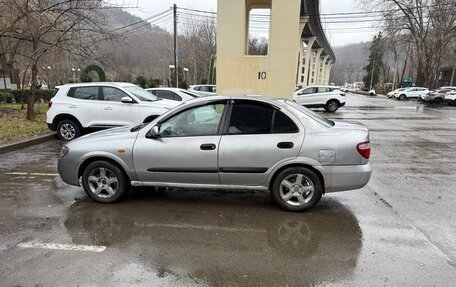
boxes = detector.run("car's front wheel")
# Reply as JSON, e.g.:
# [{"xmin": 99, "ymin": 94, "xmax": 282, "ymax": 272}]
[
  {"xmin": 56, "ymin": 119, "xmax": 81, "ymax": 141},
  {"xmin": 398, "ymin": 94, "xmax": 406, "ymax": 100},
  {"xmin": 271, "ymin": 167, "xmax": 323, "ymax": 212},
  {"xmin": 324, "ymin": 100, "xmax": 339, "ymax": 112},
  {"xmin": 82, "ymin": 161, "xmax": 129, "ymax": 203}
]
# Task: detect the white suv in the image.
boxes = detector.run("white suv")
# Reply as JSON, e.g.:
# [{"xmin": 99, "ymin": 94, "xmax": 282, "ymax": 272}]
[
  {"xmin": 445, "ymin": 90, "xmax": 456, "ymax": 106},
  {"xmin": 394, "ymin": 87, "xmax": 428, "ymax": 100},
  {"xmin": 293, "ymin": 85, "xmax": 346, "ymax": 112},
  {"xmin": 47, "ymin": 82, "xmax": 179, "ymax": 140}
]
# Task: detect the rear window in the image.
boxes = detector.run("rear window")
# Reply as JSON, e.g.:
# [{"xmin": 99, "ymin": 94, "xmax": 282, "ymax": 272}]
[{"xmin": 286, "ymin": 100, "xmax": 334, "ymax": 127}]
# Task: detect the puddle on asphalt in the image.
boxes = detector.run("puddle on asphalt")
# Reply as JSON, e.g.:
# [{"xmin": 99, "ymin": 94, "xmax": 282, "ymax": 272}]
[{"xmin": 63, "ymin": 192, "xmax": 362, "ymax": 286}]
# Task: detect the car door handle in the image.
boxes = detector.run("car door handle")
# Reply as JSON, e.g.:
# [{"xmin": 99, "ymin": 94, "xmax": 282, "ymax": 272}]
[
  {"xmin": 277, "ymin": 142, "xmax": 294, "ymax": 149},
  {"xmin": 200, "ymin": 143, "xmax": 216, "ymax": 150},
  {"xmin": 68, "ymin": 105, "xmax": 76, "ymax": 109},
  {"xmin": 104, "ymin": 107, "xmax": 112, "ymax": 110}
]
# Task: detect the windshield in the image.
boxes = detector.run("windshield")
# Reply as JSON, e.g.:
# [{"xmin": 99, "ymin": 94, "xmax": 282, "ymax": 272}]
[
  {"xmin": 285, "ymin": 100, "xmax": 334, "ymax": 127},
  {"xmin": 181, "ymin": 90, "xmax": 200, "ymax": 98},
  {"xmin": 125, "ymin": 86, "xmax": 159, "ymax": 102}
]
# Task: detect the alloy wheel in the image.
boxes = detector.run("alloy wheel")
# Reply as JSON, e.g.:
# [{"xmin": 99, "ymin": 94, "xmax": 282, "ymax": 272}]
[
  {"xmin": 60, "ymin": 123, "xmax": 76, "ymax": 140},
  {"xmin": 87, "ymin": 167, "xmax": 119, "ymax": 199},
  {"xmin": 279, "ymin": 173, "xmax": 315, "ymax": 207}
]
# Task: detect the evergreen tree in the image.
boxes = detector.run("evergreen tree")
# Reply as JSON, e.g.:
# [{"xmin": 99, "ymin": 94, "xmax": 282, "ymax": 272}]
[{"xmin": 363, "ymin": 32, "xmax": 385, "ymax": 89}]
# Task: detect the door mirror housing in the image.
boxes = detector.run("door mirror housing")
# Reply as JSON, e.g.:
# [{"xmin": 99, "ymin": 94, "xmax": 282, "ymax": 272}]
[
  {"xmin": 146, "ymin": 125, "xmax": 160, "ymax": 138},
  {"xmin": 121, "ymin": 96, "xmax": 134, "ymax": 103}
]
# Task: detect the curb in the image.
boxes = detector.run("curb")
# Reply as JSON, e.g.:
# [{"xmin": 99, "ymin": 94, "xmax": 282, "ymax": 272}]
[{"xmin": 0, "ymin": 132, "xmax": 57, "ymax": 155}]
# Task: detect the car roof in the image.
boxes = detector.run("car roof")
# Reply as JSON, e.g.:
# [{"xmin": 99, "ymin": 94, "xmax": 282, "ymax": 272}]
[
  {"xmin": 301, "ymin": 85, "xmax": 339, "ymax": 89},
  {"xmin": 184, "ymin": 95, "xmax": 289, "ymax": 108},
  {"xmin": 146, "ymin": 87, "xmax": 182, "ymax": 91},
  {"xmin": 55, "ymin": 82, "xmax": 136, "ymax": 89}
]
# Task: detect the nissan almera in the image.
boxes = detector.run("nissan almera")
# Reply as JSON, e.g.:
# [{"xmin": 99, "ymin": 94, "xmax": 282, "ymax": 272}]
[{"xmin": 58, "ymin": 96, "xmax": 372, "ymax": 212}]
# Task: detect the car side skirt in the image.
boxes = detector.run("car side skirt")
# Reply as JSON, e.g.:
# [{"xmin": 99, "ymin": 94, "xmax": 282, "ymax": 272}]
[{"xmin": 131, "ymin": 181, "xmax": 269, "ymax": 191}]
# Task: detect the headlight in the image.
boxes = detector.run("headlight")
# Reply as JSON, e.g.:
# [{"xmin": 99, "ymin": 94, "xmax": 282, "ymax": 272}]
[{"xmin": 59, "ymin": 145, "xmax": 69, "ymax": 158}]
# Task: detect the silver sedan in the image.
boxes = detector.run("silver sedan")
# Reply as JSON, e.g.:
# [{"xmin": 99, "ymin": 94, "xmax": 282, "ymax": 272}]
[{"xmin": 58, "ymin": 96, "xmax": 372, "ymax": 212}]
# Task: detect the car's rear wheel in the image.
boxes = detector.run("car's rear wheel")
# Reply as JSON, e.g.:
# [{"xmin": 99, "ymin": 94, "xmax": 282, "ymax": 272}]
[
  {"xmin": 399, "ymin": 94, "xmax": 406, "ymax": 101},
  {"xmin": 271, "ymin": 167, "xmax": 323, "ymax": 212},
  {"xmin": 82, "ymin": 161, "xmax": 129, "ymax": 203},
  {"xmin": 324, "ymin": 100, "xmax": 339, "ymax": 112},
  {"xmin": 434, "ymin": 97, "xmax": 443, "ymax": 105},
  {"xmin": 56, "ymin": 119, "xmax": 81, "ymax": 141}
]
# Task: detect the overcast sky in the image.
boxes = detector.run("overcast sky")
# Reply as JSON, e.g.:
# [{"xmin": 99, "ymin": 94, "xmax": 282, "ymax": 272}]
[{"xmin": 117, "ymin": 0, "xmax": 376, "ymax": 47}]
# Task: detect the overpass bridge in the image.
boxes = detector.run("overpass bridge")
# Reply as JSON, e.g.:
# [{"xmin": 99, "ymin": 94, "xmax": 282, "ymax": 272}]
[{"xmin": 216, "ymin": 0, "xmax": 336, "ymax": 99}]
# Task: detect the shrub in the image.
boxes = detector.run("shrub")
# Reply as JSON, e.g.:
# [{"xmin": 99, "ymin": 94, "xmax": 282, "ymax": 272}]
[{"xmin": 0, "ymin": 92, "xmax": 13, "ymax": 103}]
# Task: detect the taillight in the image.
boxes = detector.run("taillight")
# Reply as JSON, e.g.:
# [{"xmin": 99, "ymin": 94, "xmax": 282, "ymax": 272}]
[
  {"xmin": 357, "ymin": 141, "xmax": 371, "ymax": 159},
  {"xmin": 48, "ymin": 100, "xmax": 52, "ymax": 108}
]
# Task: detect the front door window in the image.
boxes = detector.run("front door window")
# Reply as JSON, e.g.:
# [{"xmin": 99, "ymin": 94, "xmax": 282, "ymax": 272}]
[{"xmin": 160, "ymin": 104, "xmax": 226, "ymax": 137}]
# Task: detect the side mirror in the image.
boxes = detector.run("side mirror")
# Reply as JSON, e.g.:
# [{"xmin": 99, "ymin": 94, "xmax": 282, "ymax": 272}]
[
  {"xmin": 121, "ymin": 96, "xmax": 134, "ymax": 103},
  {"xmin": 146, "ymin": 125, "xmax": 160, "ymax": 139}
]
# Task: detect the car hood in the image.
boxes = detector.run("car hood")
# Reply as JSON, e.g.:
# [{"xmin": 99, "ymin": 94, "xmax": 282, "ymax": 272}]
[
  {"xmin": 331, "ymin": 120, "xmax": 369, "ymax": 132},
  {"xmin": 140, "ymin": 99, "xmax": 180, "ymax": 109},
  {"xmin": 72, "ymin": 125, "xmax": 138, "ymax": 143}
]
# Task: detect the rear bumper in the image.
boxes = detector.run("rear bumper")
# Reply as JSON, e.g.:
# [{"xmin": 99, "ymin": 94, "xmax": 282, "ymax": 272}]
[
  {"xmin": 319, "ymin": 163, "xmax": 372, "ymax": 193},
  {"xmin": 47, "ymin": 123, "xmax": 56, "ymax": 131}
]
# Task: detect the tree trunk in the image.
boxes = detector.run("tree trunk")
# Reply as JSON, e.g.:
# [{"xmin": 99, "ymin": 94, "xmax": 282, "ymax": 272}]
[{"xmin": 27, "ymin": 63, "xmax": 37, "ymax": 120}]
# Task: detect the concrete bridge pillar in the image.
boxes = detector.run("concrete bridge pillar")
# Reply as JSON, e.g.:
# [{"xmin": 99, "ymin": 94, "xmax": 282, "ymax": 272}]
[
  {"xmin": 297, "ymin": 36, "xmax": 316, "ymax": 87},
  {"xmin": 318, "ymin": 55, "xmax": 329, "ymax": 84},
  {"xmin": 309, "ymin": 48, "xmax": 323, "ymax": 85}
]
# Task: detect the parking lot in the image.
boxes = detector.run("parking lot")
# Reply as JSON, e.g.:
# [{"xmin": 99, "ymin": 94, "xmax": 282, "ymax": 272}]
[{"xmin": 1, "ymin": 93, "xmax": 455, "ymax": 286}]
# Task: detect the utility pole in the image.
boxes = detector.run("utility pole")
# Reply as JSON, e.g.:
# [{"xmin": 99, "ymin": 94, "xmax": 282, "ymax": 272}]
[
  {"xmin": 173, "ymin": 4, "xmax": 178, "ymax": 88},
  {"xmin": 369, "ymin": 53, "xmax": 376, "ymax": 90},
  {"xmin": 392, "ymin": 57, "xmax": 398, "ymax": 90}
]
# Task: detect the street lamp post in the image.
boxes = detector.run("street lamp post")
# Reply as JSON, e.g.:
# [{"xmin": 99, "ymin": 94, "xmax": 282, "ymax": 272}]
[
  {"xmin": 169, "ymin": 65, "xmax": 175, "ymax": 87},
  {"xmin": 183, "ymin": 68, "xmax": 189, "ymax": 83}
]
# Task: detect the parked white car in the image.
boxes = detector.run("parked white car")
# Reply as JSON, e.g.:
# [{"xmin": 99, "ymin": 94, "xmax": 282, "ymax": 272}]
[
  {"xmin": 293, "ymin": 85, "xmax": 346, "ymax": 112},
  {"xmin": 47, "ymin": 82, "xmax": 179, "ymax": 141},
  {"xmin": 394, "ymin": 87, "xmax": 428, "ymax": 100},
  {"xmin": 188, "ymin": 85, "xmax": 216, "ymax": 96},
  {"xmin": 445, "ymin": 90, "xmax": 456, "ymax": 106},
  {"xmin": 146, "ymin": 87, "xmax": 200, "ymax": 102}
]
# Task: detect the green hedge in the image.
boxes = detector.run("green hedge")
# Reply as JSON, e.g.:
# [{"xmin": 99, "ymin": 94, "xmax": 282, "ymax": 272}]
[{"xmin": 0, "ymin": 89, "xmax": 56, "ymax": 104}]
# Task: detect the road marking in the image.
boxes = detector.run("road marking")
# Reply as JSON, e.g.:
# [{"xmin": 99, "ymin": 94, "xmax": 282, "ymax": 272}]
[
  {"xmin": 3, "ymin": 172, "xmax": 59, "ymax": 176},
  {"xmin": 17, "ymin": 242, "xmax": 106, "ymax": 252}
]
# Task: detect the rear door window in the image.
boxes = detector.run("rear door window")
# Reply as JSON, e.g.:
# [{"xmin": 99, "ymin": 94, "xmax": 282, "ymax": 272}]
[{"xmin": 228, "ymin": 102, "xmax": 298, "ymax": 134}]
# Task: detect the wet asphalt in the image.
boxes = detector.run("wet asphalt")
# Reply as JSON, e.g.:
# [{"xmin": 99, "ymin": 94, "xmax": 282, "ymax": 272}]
[{"xmin": 0, "ymin": 93, "xmax": 455, "ymax": 286}]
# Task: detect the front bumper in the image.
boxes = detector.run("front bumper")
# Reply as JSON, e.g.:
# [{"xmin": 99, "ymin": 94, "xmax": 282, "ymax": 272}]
[
  {"xmin": 58, "ymin": 157, "xmax": 81, "ymax": 186},
  {"xmin": 319, "ymin": 163, "xmax": 372, "ymax": 193}
]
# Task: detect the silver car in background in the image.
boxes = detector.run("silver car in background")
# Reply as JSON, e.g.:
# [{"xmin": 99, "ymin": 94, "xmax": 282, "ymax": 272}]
[{"xmin": 58, "ymin": 96, "xmax": 372, "ymax": 212}]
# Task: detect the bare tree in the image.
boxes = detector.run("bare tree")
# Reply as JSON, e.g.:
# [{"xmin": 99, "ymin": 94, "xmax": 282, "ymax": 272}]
[
  {"xmin": 179, "ymin": 15, "xmax": 217, "ymax": 85},
  {"xmin": 0, "ymin": 0, "xmax": 116, "ymax": 120},
  {"xmin": 359, "ymin": 0, "xmax": 456, "ymax": 88}
]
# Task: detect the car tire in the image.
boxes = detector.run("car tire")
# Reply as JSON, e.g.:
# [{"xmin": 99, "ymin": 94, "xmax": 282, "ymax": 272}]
[
  {"xmin": 271, "ymin": 167, "xmax": 323, "ymax": 212},
  {"xmin": 324, "ymin": 100, "xmax": 339, "ymax": 112},
  {"xmin": 433, "ymin": 97, "xmax": 443, "ymax": 105},
  {"xmin": 82, "ymin": 161, "xmax": 129, "ymax": 203},
  {"xmin": 398, "ymin": 94, "xmax": 406, "ymax": 101},
  {"xmin": 56, "ymin": 119, "xmax": 82, "ymax": 141}
]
